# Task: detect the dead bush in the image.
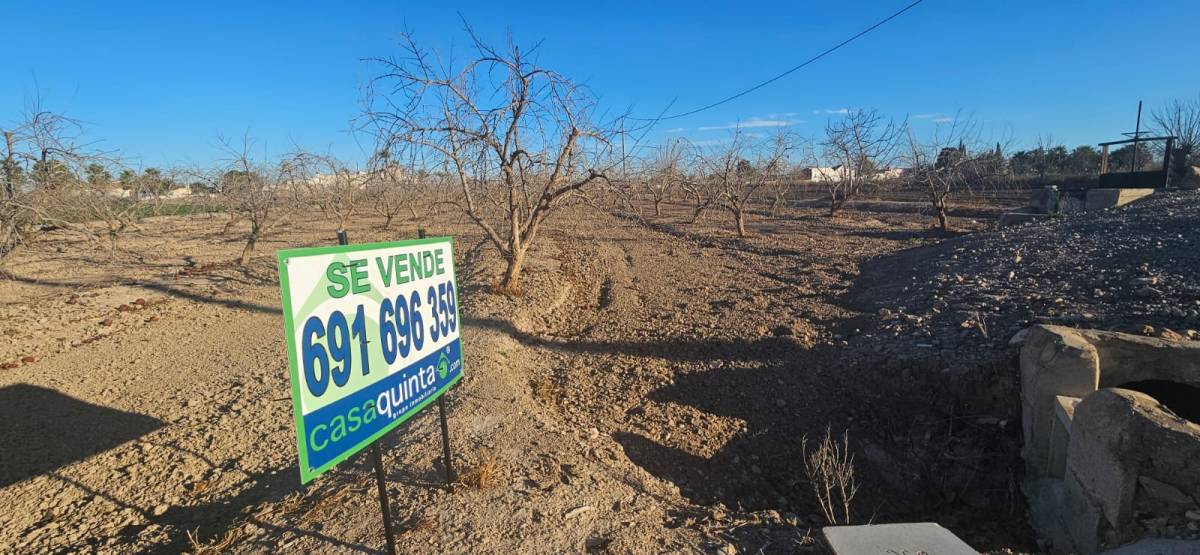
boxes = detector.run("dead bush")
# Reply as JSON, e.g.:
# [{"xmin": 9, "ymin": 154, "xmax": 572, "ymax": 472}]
[
  {"xmin": 185, "ymin": 526, "xmax": 243, "ymax": 555},
  {"xmin": 802, "ymin": 427, "xmax": 860, "ymax": 525},
  {"xmin": 456, "ymin": 450, "xmax": 502, "ymax": 490}
]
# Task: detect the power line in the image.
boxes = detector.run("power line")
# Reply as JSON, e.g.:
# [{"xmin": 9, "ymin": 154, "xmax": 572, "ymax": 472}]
[{"xmin": 631, "ymin": 0, "xmax": 924, "ymax": 122}]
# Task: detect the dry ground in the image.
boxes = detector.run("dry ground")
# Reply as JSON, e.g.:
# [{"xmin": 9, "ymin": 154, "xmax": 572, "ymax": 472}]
[{"xmin": 0, "ymin": 195, "xmax": 1093, "ymax": 554}]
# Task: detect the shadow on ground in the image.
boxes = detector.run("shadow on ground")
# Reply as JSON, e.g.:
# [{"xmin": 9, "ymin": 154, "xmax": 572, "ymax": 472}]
[{"xmin": 0, "ymin": 384, "xmax": 164, "ymax": 488}]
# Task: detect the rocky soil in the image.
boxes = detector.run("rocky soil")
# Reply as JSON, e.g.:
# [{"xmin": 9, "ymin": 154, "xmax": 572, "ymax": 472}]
[
  {"xmin": 0, "ymin": 191, "xmax": 1194, "ymax": 554},
  {"xmin": 850, "ymin": 190, "xmax": 1200, "ymax": 357}
]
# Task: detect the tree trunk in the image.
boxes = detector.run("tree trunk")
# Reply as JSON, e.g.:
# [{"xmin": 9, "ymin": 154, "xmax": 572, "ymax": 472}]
[
  {"xmin": 239, "ymin": 227, "xmax": 259, "ymax": 266},
  {"xmin": 734, "ymin": 207, "xmax": 747, "ymax": 237},
  {"xmin": 770, "ymin": 196, "xmax": 781, "ymax": 216},
  {"xmin": 499, "ymin": 248, "xmax": 524, "ymax": 294},
  {"xmin": 936, "ymin": 197, "xmax": 949, "ymax": 231},
  {"xmin": 107, "ymin": 230, "xmax": 119, "ymax": 260},
  {"xmin": 382, "ymin": 213, "xmax": 393, "ymax": 230},
  {"xmin": 654, "ymin": 198, "xmax": 662, "ymax": 216},
  {"xmin": 3, "ymin": 131, "xmax": 15, "ymax": 200}
]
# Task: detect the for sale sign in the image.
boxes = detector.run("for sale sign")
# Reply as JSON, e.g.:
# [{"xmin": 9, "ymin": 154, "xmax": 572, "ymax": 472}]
[{"xmin": 277, "ymin": 237, "xmax": 463, "ymax": 483}]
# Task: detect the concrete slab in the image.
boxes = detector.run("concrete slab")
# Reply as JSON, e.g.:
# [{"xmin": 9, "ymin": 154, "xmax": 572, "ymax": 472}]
[
  {"xmin": 823, "ymin": 522, "xmax": 978, "ymax": 554},
  {"xmin": 1085, "ymin": 188, "xmax": 1154, "ymax": 211}
]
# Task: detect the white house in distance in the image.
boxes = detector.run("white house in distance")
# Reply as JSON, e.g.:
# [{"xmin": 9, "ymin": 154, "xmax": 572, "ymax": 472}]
[{"xmin": 797, "ymin": 165, "xmax": 906, "ymax": 181}]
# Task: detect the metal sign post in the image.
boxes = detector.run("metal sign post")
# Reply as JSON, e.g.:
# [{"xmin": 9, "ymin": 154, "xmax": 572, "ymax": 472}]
[
  {"xmin": 419, "ymin": 227, "xmax": 457, "ymax": 488},
  {"xmin": 335, "ymin": 229, "xmax": 399, "ymax": 555}
]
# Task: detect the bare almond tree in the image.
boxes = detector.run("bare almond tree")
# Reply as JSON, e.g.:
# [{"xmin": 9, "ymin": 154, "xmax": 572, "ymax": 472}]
[
  {"xmin": 365, "ymin": 148, "xmax": 428, "ymax": 230},
  {"xmin": 903, "ymin": 114, "xmax": 993, "ymax": 231},
  {"xmin": 2, "ymin": 103, "xmax": 106, "ymax": 261},
  {"xmin": 819, "ymin": 109, "xmax": 903, "ymax": 216},
  {"xmin": 364, "ymin": 27, "xmax": 616, "ymax": 293},
  {"xmin": 645, "ymin": 138, "xmax": 687, "ymax": 216},
  {"xmin": 214, "ymin": 139, "xmax": 294, "ymax": 266},
  {"xmin": 69, "ymin": 163, "xmax": 152, "ymax": 258},
  {"xmin": 765, "ymin": 169, "xmax": 792, "ymax": 217},
  {"xmin": 1152, "ymin": 93, "xmax": 1200, "ymax": 183},
  {"xmin": 290, "ymin": 152, "xmax": 367, "ymax": 234},
  {"xmin": 680, "ymin": 168, "xmax": 716, "ymax": 223},
  {"xmin": 696, "ymin": 130, "xmax": 792, "ymax": 236}
]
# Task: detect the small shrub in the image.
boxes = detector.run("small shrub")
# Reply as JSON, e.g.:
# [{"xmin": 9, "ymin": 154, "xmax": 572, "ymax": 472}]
[{"xmin": 802, "ymin": 427, "xmax": 860, "ymax": 525}]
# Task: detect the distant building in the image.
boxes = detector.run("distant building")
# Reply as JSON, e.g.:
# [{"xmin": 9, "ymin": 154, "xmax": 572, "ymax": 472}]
[
  {"xmin": 800, "ymin": 166, "xmax": 848, "ymax": 181},
  {"xmin": 798, "ymin": 165, "xmax": 906, "ymax": 181}
]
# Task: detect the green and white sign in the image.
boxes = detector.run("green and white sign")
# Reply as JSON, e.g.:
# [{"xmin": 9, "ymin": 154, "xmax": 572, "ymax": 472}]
[{"xmin": 277, "ymin": 237, "xmax": 464, "ymax": 483}]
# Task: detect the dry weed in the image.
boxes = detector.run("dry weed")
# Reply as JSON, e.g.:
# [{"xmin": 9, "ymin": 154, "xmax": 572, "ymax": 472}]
[
  {"xmin": 801, "ymin": 426, "xmax": 860, "ymax": 525},
  {"xmin": 185, "ymin": 526, "xmax": 243, "ymax": 555},
  {"xmin": 457, "ymin": 450, "xmax": 501, "ymax": 489}
]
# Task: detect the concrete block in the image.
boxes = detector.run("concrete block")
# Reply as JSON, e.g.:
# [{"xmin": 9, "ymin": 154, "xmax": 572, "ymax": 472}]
[
  {"xmin": 823, "ymin": 522, "xmax": 978, "ymax": 555},
  {"xmin": 1049, "ymin": 396, "xmax": 1080, "ymax": 478},
  {"xmin": 1021, "ymin": 326, "xmax": 1100, "ymax": 475},
  {"xmin": 1063, "ymin": 389, "xmax": 1145, "ymax": 551},
  {"xmin": 1020, "ymin": 325, "xmax": 1200, "ymax": 553},
  {"xmin": 1084, "ymin": 188, "xmax": 1154, "ymax": 211},
  {"xmin": 1063, "ymin": 468, "xmax": 1105, "ymax": 555},
  {"xmin": 1025, "ymin": 477, "xmax": 1079, "ymax": 553}
]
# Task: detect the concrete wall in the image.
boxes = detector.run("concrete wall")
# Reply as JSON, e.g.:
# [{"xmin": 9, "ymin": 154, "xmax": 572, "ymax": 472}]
[{"xmin": 1019, "ymin": 325, "xmax": 1200, "ymax": 553}]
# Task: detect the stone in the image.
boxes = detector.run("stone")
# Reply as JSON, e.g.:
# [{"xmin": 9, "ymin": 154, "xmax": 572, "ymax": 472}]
[
  {"xmin": 564, "ymin": 506, "xmax": 594, "ymax": 519},
  {"xmin": 1158, "ymin": 328, "xmax": 1186, "ymax": 342}
]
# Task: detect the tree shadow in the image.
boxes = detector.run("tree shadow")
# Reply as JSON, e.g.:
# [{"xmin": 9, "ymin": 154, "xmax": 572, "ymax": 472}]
[
  {"xmin": 846, "ymin": 228, "xmax": 968, "ymax": 242},
  {"xmin": 2, "ymin": 272, "xmax": 282, "ymax": 315},
  {"xmin": 464, "ymin": 314, "xmax": 807, "ymax": 363},
  {"xmin": 0, "ymin": 384, "xmax": 164, "ymax": 488}
]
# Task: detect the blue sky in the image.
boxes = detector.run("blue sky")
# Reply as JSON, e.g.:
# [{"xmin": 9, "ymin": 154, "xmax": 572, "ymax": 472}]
[{"xmin": 2, "ymin": 0, "xmax": 1197, "ymax": 168}]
